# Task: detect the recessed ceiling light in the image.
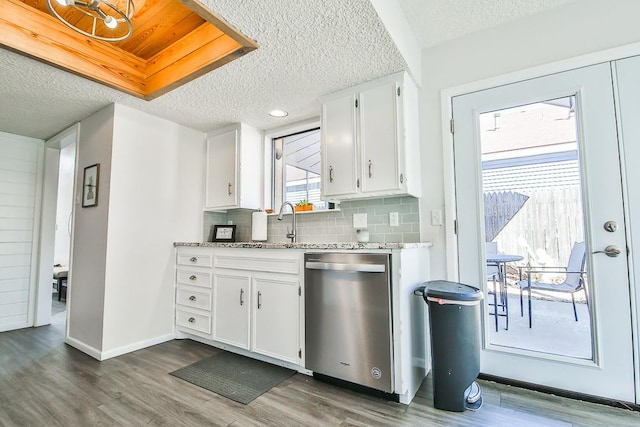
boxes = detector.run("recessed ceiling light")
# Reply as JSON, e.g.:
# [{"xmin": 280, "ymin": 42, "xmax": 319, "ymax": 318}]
[{"xmin": 269, "ymin": 109, "xmax": 288, "ymax": 118}]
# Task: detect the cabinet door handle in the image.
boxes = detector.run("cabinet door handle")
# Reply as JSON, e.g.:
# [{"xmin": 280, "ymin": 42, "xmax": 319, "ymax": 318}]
[
  {"xmin": 400, "ymin": 173, "xmax": 404, "ymax": 184},
  {"xmin": 189, "ymin": 257, "xmax": 197, "ymax": 263},
  {"xmin": 257, "ymin": 291, "xmax": 262, "ymax": 309},
  {"xmin": 188, "ymin": 317, "xmax": 195, "ymax": 323},
  {"xmin": 189, "ymin": 275, "xmax": 197, "ymax": 281},
  {"xmin": 189, "ymin": 295, "xmax": 196, "ymax": 301},
  {"xmin": 368, "ymin": 160, "xmax": 373, "ymax": 178},
  {"xmin": 240, "ymin": 288, "xmax": 244, "ymax": 306},
  {"xmin": 228, "ymin": 182, "xmax": 232, "ymax": 195},
  {"xmin": 329, "ymin": 166, "xmax": 334, "ymax": 183}
]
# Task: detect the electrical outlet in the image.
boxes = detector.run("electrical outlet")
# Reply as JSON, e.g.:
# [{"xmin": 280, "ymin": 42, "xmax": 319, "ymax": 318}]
[
  {"xmin": 431, "ymin": 209, "xmax": 443, "ymax": 226},
  {"xmin": 389, "ymin": 212, "xmax": 399, "ymax": 227},
  {"xmin": 227, "ymin": 220, "xmax": 234, "ymax": 225},
  {"xmin": 353, "ymin": 213, "xmax": 367, "ymax": 229}
]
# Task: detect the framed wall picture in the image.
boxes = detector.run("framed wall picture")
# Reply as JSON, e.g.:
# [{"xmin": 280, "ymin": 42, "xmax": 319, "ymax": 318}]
[
  {"xmin": 82, "ymin": 163, "xmax": 99, "ymax": 208},
  {"xmin": 212, "ymin": 225, "xmax": 236, "ymax": 242}
]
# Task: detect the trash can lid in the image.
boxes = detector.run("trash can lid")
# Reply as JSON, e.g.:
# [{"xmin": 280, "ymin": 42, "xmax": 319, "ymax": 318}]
[{"xmin": 423, "ymin": 280, "xmax": 483, "ymax": 301}]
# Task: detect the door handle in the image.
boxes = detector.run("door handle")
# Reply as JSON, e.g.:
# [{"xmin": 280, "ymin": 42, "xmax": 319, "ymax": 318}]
[
  {"xmin": 305, "ymin": 261, "xmax": 386, "ymax": 273},
  {"xmin": 592, "ymin": 245, "xmax": 621, "ymax": 257}
]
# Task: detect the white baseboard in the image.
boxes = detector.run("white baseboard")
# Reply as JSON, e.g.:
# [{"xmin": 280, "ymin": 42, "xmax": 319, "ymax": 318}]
[
  {"xmin": 66, "ymin": 336, "xmax": 102, "ymax": 360},
  {"xmin": 100, "ymin": 333, "xmax": 175, "ymax": 360},
  {"xmin": 66, "ymin": 333, "xmax": 175, "ymax": 361}
]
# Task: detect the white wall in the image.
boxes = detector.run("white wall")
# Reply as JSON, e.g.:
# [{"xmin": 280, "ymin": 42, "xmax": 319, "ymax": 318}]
[
  {"xmin": 418, "ymin": 0, "xmax": 640, "ymax": 279},
  {"xmin": 68, "ymin": 105, "xmax": 114, "ymax": 354},
  {"xmin": 101, "ymin": 104, "xmax": 204, "ymax": 356},
  {"xmin": 67, "ymin": 103, "xmax": 204, "ymax": 359}
]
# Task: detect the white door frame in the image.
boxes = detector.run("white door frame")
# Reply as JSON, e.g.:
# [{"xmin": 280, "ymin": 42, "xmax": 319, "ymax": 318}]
[
  {"xmin": 34, "ymin": 123, "xmax": 80, "ymax": 329},
  {"xmin": 441, "ymin": 43, "xmax": 640, "ymax": 401}
]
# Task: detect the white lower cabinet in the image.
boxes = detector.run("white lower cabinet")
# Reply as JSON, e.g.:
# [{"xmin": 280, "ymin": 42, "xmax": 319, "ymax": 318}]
[
  {"xmin": 213, "ymin": 272, "xmax": 250, "ymax": 349},
  {"xmin": 177, "ymin": 247, "xmax": 303, "ymax": 367},
  {"xmin": 175, "ymin": 248, "xmax": 214, "ymax": 339},
  {"xmin": 252, "ymin": 276, "xmax": 300, "ymax": 364},
  {"xmin": 213, "ymin": 269, "xmax": 301, "ymax": 364}
]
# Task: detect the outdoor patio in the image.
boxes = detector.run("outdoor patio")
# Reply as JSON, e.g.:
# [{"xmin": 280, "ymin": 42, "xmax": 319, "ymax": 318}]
[{"xmin": 486, "ymin": 286, "xmax": 592, "ymax": 360}]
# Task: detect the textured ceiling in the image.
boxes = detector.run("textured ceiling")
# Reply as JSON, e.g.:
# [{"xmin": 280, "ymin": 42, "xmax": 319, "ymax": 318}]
[
  {"xmin": 0, "ymin": 0, "xmax": 406, "ymax": 140},
  {"xmin": 0, "ymin": 0, "xmax": 579, "ymax": 140},
  {"xmin": 398, "ymin": 0, "xmax": 579, "ymax": 48}
]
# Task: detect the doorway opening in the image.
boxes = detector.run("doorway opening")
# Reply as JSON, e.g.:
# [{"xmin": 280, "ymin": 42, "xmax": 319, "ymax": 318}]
[
  {"xmin": 52, "ymin": 142, "xmax": 75, "ymax": 313},
  {"xmin": 46, "ymin": 131, "xmax": 77, "ymax": 333}
]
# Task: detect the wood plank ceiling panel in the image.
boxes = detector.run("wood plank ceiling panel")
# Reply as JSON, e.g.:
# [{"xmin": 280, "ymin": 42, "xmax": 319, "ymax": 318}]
[
  {"xmin": 5, "ymin": 0, "xmax": 257, "ymax": 99},
  {"xmin": 116, "ymin": 0, "xmax": 204, "ymax": 59}
]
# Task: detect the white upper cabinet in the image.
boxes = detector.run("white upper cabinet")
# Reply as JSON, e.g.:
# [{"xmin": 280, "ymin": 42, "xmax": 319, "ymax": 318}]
[
  {"xmin": 205, "ymin": 123, "xmax": 263, "ymax": 210},
  {"xmin": 322, "ymin": 94, "xmax": 358, "ymax": 197},
  {"xmin": 321, "ymin": 72, "xmax": 421, "ymax": 200}
]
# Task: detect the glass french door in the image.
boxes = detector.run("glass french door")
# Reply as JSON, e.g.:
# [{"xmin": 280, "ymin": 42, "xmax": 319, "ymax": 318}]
[{"xmin": 452, "ymin": 63, "xmax": 635, "ymax": 402}]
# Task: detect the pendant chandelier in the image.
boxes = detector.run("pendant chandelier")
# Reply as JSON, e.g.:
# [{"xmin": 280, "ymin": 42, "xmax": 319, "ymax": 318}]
[{"xmin": 46, "ymin": 0, "xmax": 135, "ymax": 42}]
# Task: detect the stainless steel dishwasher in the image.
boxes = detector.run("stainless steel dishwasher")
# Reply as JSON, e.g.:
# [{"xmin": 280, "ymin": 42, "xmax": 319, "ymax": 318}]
[{"xmin": 305, "ymin": 252, "xmax": 393, "ymax": 393}]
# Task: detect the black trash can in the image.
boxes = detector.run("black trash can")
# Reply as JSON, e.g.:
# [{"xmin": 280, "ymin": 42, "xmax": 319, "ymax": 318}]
[{"xmin": 417, "ymin": 280, "xmax": 483, "ymax": 412}]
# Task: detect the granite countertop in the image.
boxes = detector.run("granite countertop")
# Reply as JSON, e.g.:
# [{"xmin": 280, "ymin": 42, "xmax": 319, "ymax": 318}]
[{"xmin": 174, "ymin": 242, "xmax": 433, "ymax": 250}]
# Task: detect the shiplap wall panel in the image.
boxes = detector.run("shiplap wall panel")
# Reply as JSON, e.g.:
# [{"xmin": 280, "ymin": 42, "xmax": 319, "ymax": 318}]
[
  {"xmin": 0, "ymin": 290, "xmax": 29, "ymax": 305},
  {"xmin": 0, "ymin": 278, "xmax": 29, "ymax": 291},
  {"xmin": 0, "ymin": 254, "xmax": 31, "ymax": 267},
  {"xmin": 0, "ymin": 242, "xmax": 32, "ymax": 254},
  {"xmin": 0, "ymin": 134, "xmax": 39, "ymax": 331}
]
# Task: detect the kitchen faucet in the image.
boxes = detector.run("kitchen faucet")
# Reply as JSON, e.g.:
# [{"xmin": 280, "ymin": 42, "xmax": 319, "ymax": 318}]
[{"xmin": 277, "ymin": 201, "xmax": 296, "ymax": 243}]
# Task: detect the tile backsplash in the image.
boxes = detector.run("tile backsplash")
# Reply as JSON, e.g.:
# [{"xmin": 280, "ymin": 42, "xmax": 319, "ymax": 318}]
[{"xmin": 203, "ymin": 196, "xmax": 420, "ymax": 244}]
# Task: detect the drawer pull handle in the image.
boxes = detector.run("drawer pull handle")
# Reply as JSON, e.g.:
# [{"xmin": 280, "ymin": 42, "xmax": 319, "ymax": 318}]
[
  {"xmin": 189, "ymin": 257, "xmax": 197, "ymax": 262},
  {"xmin": 188, "ymin": 317, "xmax": 195, "ymax": 323},
  {"xmin": 189, "ymin": 275, "xmax": 197, "ymax": 281},
  {"xmin": 189, "ymin": 295, "xmax": 197, "ymax": 301}
]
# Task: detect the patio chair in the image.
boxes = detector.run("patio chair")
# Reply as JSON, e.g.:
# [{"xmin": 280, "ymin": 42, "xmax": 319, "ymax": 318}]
[
  {"xmin": 517, "ymin": 242, "xmax": 587, "ymax": 328},
  {"xmin": 486, "ymin": 242, "xmax": 508, "ymax": 331}
]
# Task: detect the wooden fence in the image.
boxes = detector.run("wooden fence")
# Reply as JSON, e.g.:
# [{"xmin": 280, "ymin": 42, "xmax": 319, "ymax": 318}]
[{"xmin": 491, "ymin": 186, "xmax": 584, "ymax": 267}]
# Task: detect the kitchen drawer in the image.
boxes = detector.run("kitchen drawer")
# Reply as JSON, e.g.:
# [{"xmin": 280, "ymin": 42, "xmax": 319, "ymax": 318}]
[
  {"xmin": 214, "ymin": 254, "xmax": 300, "ymax": 275},
  {"xmin": 177, "ymin": 252, "xmax": 213, "ymax": 268},
  {"xmin": 176, "ymin": 309, "xmax": 212, "ymax": 335},
  {"xmin": 177, "ymin": 269, "xmax": 212, "ymax": 288},
  {"xmin": 177, "ymin": 287, "xmax": 212, "ymax": 311}
]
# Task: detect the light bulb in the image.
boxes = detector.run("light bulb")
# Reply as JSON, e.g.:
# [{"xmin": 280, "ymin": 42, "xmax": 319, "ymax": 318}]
[
  {"xmin": 55, "ymin": 0, "xmax": 73, "ymax": 6},
  {"xmin": 104, "ymin": 15, "xmax": 118, "ymax": 29},
  {"xmin": 268, "ymin": 109, "xmax": 288, "ymax": 118}
]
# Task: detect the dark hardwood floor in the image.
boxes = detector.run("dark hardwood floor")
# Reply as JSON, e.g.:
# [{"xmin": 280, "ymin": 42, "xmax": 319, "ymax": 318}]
[{"xmin": 1, "ymin": 314, "xmax": 638, "ymax": 426}]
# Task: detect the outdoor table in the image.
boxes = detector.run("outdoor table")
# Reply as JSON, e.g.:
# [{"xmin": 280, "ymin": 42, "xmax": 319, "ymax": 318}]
[{"xmin": 486, "ymin": 254, "xmax": 523, "ymax": 330}]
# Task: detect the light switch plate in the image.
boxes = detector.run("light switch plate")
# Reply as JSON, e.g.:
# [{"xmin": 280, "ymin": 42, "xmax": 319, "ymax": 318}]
[
  {"xmin": 389, "ymin": 212, "xmax": 399, "ymax": 227},
  {"xmin": 353, "ymin": 213, "xmax": 367, "ymax": 229},
  {"xmin": 431, "ymin": 209, "xmax": 443, "ymax": 226}
]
